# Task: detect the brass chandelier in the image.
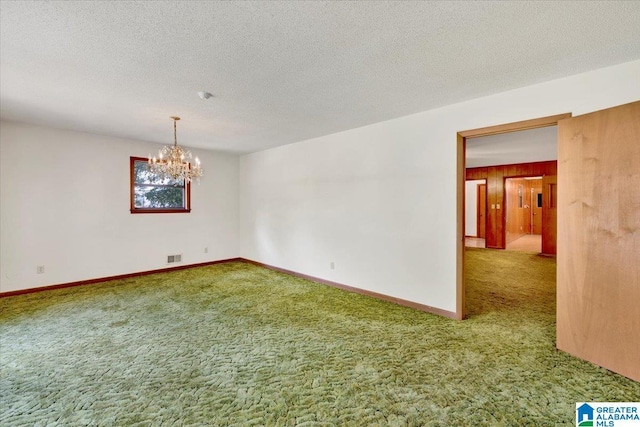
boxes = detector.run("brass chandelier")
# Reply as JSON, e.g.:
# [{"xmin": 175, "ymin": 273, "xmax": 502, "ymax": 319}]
[{"xmin": 148, "ymin": 116, "xmax": 203, "ymax": 183}]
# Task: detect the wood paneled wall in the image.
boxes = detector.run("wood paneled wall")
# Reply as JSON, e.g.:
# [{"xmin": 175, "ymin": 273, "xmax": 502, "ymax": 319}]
[{"xmin": 466, "ymin": 160, "xmax": 557, "ymax": 253}]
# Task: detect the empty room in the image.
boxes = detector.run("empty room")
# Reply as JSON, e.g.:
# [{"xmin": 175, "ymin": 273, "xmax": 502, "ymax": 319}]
[{"xmin": 1, "ymin": 1, "xmax": 639, "ymax": 426}]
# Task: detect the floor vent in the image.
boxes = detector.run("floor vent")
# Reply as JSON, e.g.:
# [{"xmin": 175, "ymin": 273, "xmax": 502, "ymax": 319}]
[{"xmin": 167, "ymin": 254, "xmax": 182, "ymax": 264}]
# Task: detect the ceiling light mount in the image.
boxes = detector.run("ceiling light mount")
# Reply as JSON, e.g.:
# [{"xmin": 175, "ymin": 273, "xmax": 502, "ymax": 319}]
[{"xmin": 197, "ymin": 91, "xmax": 213, "ymax": 100}]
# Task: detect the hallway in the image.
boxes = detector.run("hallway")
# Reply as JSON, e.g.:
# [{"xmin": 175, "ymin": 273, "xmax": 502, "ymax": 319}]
[
  {"xmin": 506, "ymin": 234, "xmax": 541, "ymax": 253},
  {"xmin": 465, "ymin": 234, "xmax": 542, "ymax": 253}
]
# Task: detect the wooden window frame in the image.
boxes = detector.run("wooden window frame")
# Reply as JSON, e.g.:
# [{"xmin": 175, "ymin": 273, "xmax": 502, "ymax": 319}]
[{"xmin": 129, "ymin": 156, "xmax": 191, "ymax": 214}]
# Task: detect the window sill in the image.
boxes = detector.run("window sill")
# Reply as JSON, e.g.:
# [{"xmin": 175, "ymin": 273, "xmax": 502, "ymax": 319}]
[{"xmin": 130, "ymin": 209, "xmax": 191, "ymax": 214}]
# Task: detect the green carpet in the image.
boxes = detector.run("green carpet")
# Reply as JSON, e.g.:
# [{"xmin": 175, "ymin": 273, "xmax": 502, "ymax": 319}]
[{"xmin": 1, "ymin": 250, "xmax": 638, "ymax": 426}]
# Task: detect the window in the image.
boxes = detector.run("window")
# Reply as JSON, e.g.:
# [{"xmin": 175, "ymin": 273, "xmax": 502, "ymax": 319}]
[{"xmin": 130, "ymin": 157, "xmax": 191, "ymax": 213}]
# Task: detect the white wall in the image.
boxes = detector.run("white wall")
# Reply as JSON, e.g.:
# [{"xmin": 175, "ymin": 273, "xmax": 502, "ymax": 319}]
[
  {"xmin": 239, "ymin": 60, "xmax": 640, "ymax": 314},
  {"xmin": 465, "ymin": 180, "xmax": 485, "ymax": 236},
  {"xmin": 0, "ymin": 121, "xmax": 239, "ymax": 293}
]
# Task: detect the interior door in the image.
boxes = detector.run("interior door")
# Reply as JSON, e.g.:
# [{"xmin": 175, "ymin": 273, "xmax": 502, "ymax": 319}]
[
  {"xmin": 531, "ymin": 187, "xmax": 542, "ymax": 234},
  {"xmin": 477, "ymin": 184, "xmax": 486, "ymax": 238},
  {"xmin": 557, "ymin": 101, "xmax": 640, "ymax": 382},
  {"xmin": 541, "ymin": 174, "xmax": 557, "ymax": 255}
]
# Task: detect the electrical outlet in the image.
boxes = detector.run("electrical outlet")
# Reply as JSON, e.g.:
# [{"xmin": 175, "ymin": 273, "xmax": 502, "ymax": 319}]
[
  {"xmin": 330, "ymin": 262, "xmax": 335, "ymax": 270},
  {"xmin": 37, "ymin": 265, "xmax": 45, "ymax": 274},
  {"xmin": 204, "ymin": 247, "xmax": 208, "ymax": 254}
]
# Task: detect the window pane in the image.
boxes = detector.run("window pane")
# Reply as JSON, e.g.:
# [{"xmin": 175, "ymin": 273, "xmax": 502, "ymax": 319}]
[
  {"xmin": 134, "ymin": 185, "xmax": 185, "ymax": 208},
  {"xmin": 130, "ymin": 157, "xmax": 190, "ymax": 213},
  {"xmin": 134, "ymin": 160, "xmax": 183, "ymax": 186}
]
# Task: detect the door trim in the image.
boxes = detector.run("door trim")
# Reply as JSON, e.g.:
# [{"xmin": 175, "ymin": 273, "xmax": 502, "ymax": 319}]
[
  {"xmin": 455, "ymin": 113, "xmax": 571, "ymax": 320},
  {"xmin": 458, "ymin": 113, "xmax": 571, "ymax": 138}
]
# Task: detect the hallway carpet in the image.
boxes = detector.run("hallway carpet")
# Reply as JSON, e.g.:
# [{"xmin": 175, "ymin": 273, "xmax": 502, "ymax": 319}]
[{"xmin": 1, "ymin": 253, "xmax": 638, "ymax": 426}]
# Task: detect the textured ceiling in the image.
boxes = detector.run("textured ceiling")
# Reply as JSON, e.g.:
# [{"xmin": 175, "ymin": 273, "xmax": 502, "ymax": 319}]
[
  {"xmin": 1, "ymin": 1, "xmax": 640, "ymax": 153},
  {"xmin": 466, "ymin": 126, "xmax": 557, "ymax": 168}
]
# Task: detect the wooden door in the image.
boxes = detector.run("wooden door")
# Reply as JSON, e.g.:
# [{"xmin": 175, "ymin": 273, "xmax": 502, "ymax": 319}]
[
  {"xmin": 541, "ymin": 174, "xmax": 557, "ymax": 255},
  {"xmin": 557, "ymin": 101, "xmax": 640, "ymax": 382},
  {"xmin": 505, "ymin": 179, "xmax": 519, "ymax": 244},
  {"xmin": 531, "ymin": 187, "xmax": 542, "ymax": 234},
  {"xmin": 477, "ymin": 184, "xmax": 486, "ymax": 238}
]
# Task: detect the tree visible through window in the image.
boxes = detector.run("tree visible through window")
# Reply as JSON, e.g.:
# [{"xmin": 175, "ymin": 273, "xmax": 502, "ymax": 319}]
[{"xmin": 130, "ymin": 157, "xmax": 191, "ymax": 213}]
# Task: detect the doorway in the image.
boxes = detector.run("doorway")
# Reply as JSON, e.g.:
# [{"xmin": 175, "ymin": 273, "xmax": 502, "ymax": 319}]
[
  {"xmin": 464, "ymin": 179, "xmax": 486, "ymax": 248},
  {"xmin": 455, "ymin": 113, "xmax": 571, "ymax": 319},
  {"xmin": 464, "ymin": 129, "xmax": 558, "ymax": 254},
  {"xmin": 504, "ymin": 176, "xmax": 542, "ymax": 253},
  {"xmin": 458, "ymin": 102, "xmax": 640, "ymax": 381},
  {"xmin": 531, "ymin": 185, "xmax": 542, "ymax": 234}
]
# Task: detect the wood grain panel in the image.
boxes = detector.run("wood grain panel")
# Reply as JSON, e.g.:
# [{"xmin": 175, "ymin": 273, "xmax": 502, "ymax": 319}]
[
  {"xmin": 486, "ymin": 167, "xmax": 499, "ymax": 248},
  {"xmin": 505, "ymin": 178, "xmax": 520, "ymax": 244},
  {"xmin": 496, "ymin": 168, "xmax": 505, "ymax": 248},
  {"xmin": 524, "ymin": 180, "xmax": 534, "ymax": 234},
  {"xmin": 531, "ymin": 181, "xmax": 543, "ymax": 235},
  {"xmin": 477, "ymin": 184, "xmax": 486, "ymax": 238},
  {"xmin": 557, "ymin": 101, "xmax": 640, "ymax": 382},
  {"xmin": 506, "ymin": 178, "xmax": 532, "ymax": 243},
  {"xmin": 466, "ymin": 167, "xmax": 488, "ymax": 181},
  {"xmin": 541, "ymin": 174, "xmax": 557, "ymax": 255}
]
